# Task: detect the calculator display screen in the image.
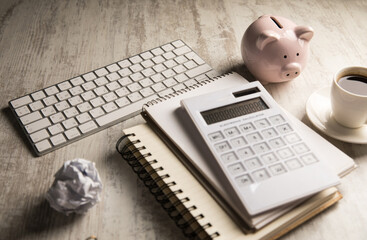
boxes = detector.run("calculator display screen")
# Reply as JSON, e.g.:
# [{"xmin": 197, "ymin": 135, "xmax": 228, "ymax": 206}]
[{"xmin": 201, "ymin": 97, "xmax": 269, "ymax": 125}]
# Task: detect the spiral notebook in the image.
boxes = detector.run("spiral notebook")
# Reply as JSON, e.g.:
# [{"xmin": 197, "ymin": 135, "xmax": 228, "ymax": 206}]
[
  {"xmin": 117, "ymin": 72, "xmax": 355, "ymax": 238},
  {"xmin": 117, "ymin": 124, "xmax": 342, "ymax": 239}
]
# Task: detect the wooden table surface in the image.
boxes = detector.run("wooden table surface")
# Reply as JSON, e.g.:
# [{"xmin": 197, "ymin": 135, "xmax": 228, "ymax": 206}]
[{"xmin": 1, "ymin": 0, "xmax": 366, "ymax": 239}]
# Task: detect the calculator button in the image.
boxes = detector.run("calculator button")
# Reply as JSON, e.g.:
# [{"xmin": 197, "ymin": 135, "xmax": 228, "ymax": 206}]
[
  {"xmin": 208, "ymin": 131, "xmax": 224, "ymax": 142},
  {"xmin": 277, "ymin": 147, "xmax": 294, "ymax": 159},
  {"xmin": 238, "ymin": 147, "xmax": 255, "ymax": 159},
  {"xmin": 253, "ymin": 142, "xmax": 270, "ymax": 154},
  {"xmin": 269, "ymin": 114, "xmax": 285, "ymax": 125},
  {"xmin": 285, "ymin": 158, "xmax": 303, "ymax": 170},
  {"xmin": 300, "ymin": 153, "xmax": 319, "ymax": 165},
  {"xmin": 292, "ymin": 143, "xmax": 310, "ymax": 154},
  {"xmin": 252, "ymin": 168, "xmax": 270, "ymax": 182},
  {"xmin": 261, "ymin": 128, "xmax": 278, "ymax": 139},
  {"xmin": 239, "ymin": 123, "xmax": 255, "ymax": 133},
  {"xmin": 269, "ymin": 163, "xmax": 287, "ymax": 175},
  {"xmin": 269, "ymin": 137, "xmax": 286, "ymax": 149},
  {"xmin": 276, "ymin": 123, "xmax": 293, "ymax": 134},
  {"xmin": 236, "ymin": 174, "xmax": 253, "ymax": 187},
  {"xmin": 254, "ymin": 118, "xmax": 270, "ymax": 129},
  {"xmin": 230, "ymin": 136, "xmax": 247, "ymax": 148},
  {"xmin": 228, "ymin": 163, "xmax": 246, "ymax": 176},
  {"xmin": 284, "ymin": 133, "xmax": 301, "ymax": 143},
  {"xmin": 261, "ymin": 152, "xmax": 279, "ymax": 165},
  {"xmin": 223, "ymin": 127, "xmax": 240, "ymax": 138},
  {"xmin": 244, "ymin": 157, "xmax": 262, "ymax": 170},
  {"xmin": 246, "ymin": 132, "xmax": 263, "ymax": 143},
  {"xmin": 221, "ymin": 152, "xmax": 238, "ymax": 164},
  {"xmin": 214, "ymin": 141, "xmax": 231, "ymax": 153}
]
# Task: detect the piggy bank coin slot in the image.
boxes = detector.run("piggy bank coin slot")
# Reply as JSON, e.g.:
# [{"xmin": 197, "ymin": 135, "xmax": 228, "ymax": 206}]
[{"xmin": 270, "ymin": 16, "xmax": 283, "ymax": 29}]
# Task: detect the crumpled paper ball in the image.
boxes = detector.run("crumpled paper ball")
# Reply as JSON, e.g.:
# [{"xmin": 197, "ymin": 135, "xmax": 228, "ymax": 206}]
[{"xmin": 46, "ymin": 158, "xmax": 103, "ymax": 215}]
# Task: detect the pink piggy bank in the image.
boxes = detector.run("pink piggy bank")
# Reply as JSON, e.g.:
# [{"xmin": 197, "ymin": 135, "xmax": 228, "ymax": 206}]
[{"xmin": 241, "ymin": 15, "xmax": 314, "ymax": 84}]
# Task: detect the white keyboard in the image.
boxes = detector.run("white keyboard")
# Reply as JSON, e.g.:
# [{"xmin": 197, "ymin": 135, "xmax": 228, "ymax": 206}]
[{"xmin": 9, "ymin": 40, "xmax": 217, "ymax": 156}]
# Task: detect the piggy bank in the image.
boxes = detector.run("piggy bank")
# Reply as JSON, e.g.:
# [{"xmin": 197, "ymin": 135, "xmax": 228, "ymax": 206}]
[{"xmin": 241, "ymin": 15, "xmax": 314, "ymax": 84}]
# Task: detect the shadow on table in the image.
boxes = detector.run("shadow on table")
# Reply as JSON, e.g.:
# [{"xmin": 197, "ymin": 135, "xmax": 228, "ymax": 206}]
[{"xmin": 7, "ymin": 198, "xmax": 83, "ymax": 240}]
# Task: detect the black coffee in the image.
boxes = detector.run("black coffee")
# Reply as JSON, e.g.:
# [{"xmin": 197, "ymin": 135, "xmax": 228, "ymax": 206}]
[{"xmin": 338, "ymin": 75, "xmax": 367, "ymax": 96}]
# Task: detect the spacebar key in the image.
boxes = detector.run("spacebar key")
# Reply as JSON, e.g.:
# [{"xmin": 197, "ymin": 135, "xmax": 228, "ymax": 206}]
[
  {"xmin": 185, "ymin": 64, "xmax": 212, "ymax": 78},
  {"xmin": 95, "ymin": 94, "xmax": 158, "ymax": 126}
]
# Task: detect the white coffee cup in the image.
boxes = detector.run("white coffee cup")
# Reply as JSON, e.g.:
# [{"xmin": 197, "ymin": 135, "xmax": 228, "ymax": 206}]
[{"xmin": 330, "ymin": 66, "xmax": 367, "ymax": 128}]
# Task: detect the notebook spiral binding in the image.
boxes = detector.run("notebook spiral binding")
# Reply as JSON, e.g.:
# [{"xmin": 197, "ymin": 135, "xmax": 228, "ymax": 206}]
[
  {"xmin": 143, "ymin": 72, "xmax": 234, "ymax": 108},
  {"xmin": 116, "ymin": 135, "xmax": 220, "ymax": 240}
]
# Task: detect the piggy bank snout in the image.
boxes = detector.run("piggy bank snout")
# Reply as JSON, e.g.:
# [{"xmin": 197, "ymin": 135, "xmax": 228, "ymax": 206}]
[{"xmin": 282, "ymin": 63, "xmax": 301, "ymax": 79}]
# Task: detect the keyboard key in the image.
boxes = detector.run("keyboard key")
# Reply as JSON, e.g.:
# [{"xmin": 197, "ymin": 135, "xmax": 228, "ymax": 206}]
[
  {"xmin": 15, "ymin": 105, "xmax": 30, "ymax": 117},
  {"xmin": 102, "ymin": 102, "xmax": 118, "ymax": 113},
  {"xmin": 69, "ymin": 86, "xmax": 83, "ymax": 96},
  {"xmin": 79, "ymin": 121, "xmax": 98, "ymax": 134},
  {"xmin": 62, "ymin": 118, "xmax": 78, "ymax": 129},
  {"xmin": 10, "ymin": 95, "xmax": 32, "ymax": 108},
  {"xmin": 55, "ymin": 101, "xmax": 70, "ymax": 111},
  {"xmin": 76, "ymin": 112, "xmax": 92, "ymax": 124},
  {"xmin": 95, "ymin": 76, "xmax": 109, "ymax": 86},
  {"xmin": 56, "ymin": 91, "xmax": 71, "ymax": 101},
  {"xmin": 30, "ymin": 129, "xmax": 50, "ymax": 143},
  {"xmin": 50, "ymin": 112, "xmax": 65, "ymax": 124},
  {"xmin": 48, "ymin": 123, "xmax": 64, "ymax": 135},
  {"xmin": 50, "ymin": 134, "xmax": 67, "ymax": 146},
  {"xmin": 106, "ymin": 72, "xmax": 120, "ymax": 81},
  {"xmin": 151, "ymin": 47, "xmax": 164, "ymax": 56},
  {"xmin": 89, "ymin": 107, "xmax": 105, "ymax": 118},
  {"xmin": 64, "ymin": 107, "xmax": 79, "ymax": 118},
  {"xmin": 95, "ymin": 68, "xmax": 109, "ymax": 77},
  {"xmin": 25, "ymin": 118, "xmax": 51, "ymax": 134},
  {"xmin": 35, "ymin": 139, "xmax": 52, "ymax": 152},
  {"xmin": 173, "ymin": 45, "xmax": 191, "ymax": 55},
  {"xmin": 83, "ymin": 72, "xmax": 97, "ymax": 81},
  {"xmin": 31, "ymin": 91, "xmax": 46, "ymax": 101},
  {"xmin": 41, "ymin": 106, "xmax": 56, "ymax": 117},
  {"xmin": 43, "ymin": 95, "xmax": 58, "ymax": 106},
  {"xmin": 185, "ymin": 64, "xmax": 212, "ymax": 78},
  {"xmin": 58, "ymin": 81, "xmax": 72, "ymax": 91},
  {"xmin": 130, "ymin": 55, "xmax": 143, "ymax": 64},
  {"xmin": 140, "ymin": 51, "xmax": 154, "ymax": 60},
  {"xmin": 117, "ymin": 59, "xmax": 131, "ymax": 68},
  {"xmin": 45, "ymin": 86, "xmax": 59, "ymax": 96},
  {"xmin": 20, "ymin": 111, "xmax": 42, "ymax": 125},
  {"xmin": 127, "ymin": 92, "xmax": 143, "ymax": 102},
  {"xmin": 106, "ymin": 63, "xmax": 120, "ymax": 72},
  {"xmin": 70, "ymin": 77, "xmax": 84, "ymax": 86},
  {"xmin": 65, "ymin": 127, "xmax": 81, "ymax": 140}
]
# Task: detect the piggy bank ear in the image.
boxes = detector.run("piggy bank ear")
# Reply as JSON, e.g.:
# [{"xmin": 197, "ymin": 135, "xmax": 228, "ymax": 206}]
[
  {"xmin": 256, "ymin": 30, "xmax": 280, "ymax": 50},
  {"xmin": 295, "ymin": 26, "xmax": 314, "ymax": 41}
]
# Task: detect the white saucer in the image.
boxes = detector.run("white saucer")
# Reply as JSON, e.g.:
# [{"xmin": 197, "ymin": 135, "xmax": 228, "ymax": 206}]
[{"xmin": 306, "ymin": 86, "xmax": 367, "ymax": 144}]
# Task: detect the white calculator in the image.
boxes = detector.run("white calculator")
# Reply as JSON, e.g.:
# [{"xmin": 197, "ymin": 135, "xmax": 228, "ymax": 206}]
[{"xmin": 180, "ymin": 81, "xmax": 340, "ymax": 215}]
